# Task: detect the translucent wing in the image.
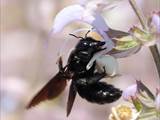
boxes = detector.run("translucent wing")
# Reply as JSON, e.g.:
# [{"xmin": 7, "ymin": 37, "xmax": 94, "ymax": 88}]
[
  {"xmin": 26, "ymin": 57, "xmax": 71, "ymax": 109},
  {"xmin": 26, "ymin": 72, "xmax": 68, "ymax": 109}
]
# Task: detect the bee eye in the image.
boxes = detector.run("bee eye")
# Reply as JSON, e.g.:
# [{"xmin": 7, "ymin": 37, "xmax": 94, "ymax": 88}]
[
  {"xmin": 83, "ymin": 42, "xmax": 88, "ymax": 46},
  {"xmin": 90, "ymin": 42, "xmax": 97, "ymax": 46}
]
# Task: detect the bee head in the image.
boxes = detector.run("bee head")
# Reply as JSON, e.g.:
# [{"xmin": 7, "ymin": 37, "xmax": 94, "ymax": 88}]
[{"xmin": 76, "ymin": 37, "xmax": 106, "ymax": 52}]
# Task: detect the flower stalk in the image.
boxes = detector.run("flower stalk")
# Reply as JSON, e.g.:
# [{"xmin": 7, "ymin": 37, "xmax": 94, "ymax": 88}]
[
  {"xmin": 129, "ymin": 0, "xmax": 147, "ymax": 30},
  {"xmin": 129, "ymin": 0, "xmax": 160, "ymax": 80},
  {"xmin": 150, "ymin": 45, "xmax": 160, "ymax": 80}
]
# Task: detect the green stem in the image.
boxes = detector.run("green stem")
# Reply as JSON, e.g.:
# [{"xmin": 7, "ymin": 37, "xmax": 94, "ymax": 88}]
[
  {"xmin": 129, "ymin": 0, "xmax": 160, "ymax": 81},
  {"xmin": 129, "ymin": 0, "xmax": 147, "ymax": 30}
]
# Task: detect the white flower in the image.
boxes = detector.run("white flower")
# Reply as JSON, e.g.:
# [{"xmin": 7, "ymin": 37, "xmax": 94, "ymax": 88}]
[
  {"xmin": 51, "ymin": 2, "xmax": 110, "ymax": 37},
  {"xmin": 51, "ymin": 4, "xmax": 84, "ymax": 33},
  {"xmin": 51, "ymin": 1, "xmax": 123, "ymax": 69},
  {"xmin": 51, "ymin": 0, "xmax": 143, "ymax": 70},
  {"xmin": 51, "ymin": 1, "xmax": 115, "ymax": 52}
]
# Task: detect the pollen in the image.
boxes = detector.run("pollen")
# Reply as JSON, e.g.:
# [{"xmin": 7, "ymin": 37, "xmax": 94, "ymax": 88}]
[{"xmin": 87, "ymin": 32, "xmax": 103, "ymax": 41}]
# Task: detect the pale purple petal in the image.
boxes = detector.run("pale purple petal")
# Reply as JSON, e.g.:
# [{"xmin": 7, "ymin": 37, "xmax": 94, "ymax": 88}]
[
  {"xmin": 85, "ymin": 0, "xmax": 117, "ymax": 13},
  {"xmin": 51, "ymin": 2, "xmax": 114, "ymax": 50},
  {"xmin": 51, "ymin": 3, "xmax": 110, "ymax": 34},
  {"xmin": 122, "ymin": 84, "xmax": 138, "ymax": 101},
  {"xmin": 90, "ymin": 13, "xmax": 109, "ymax": 36},
  {"xmin": 51, "ymin": 2, "xmax": 114, "ymax": 60},
  {"xmin": 71, "ymin": 28, "xmax": 92, "ymax": 35},
  {"xmin": 84, "ymin": 0, "xmax": 115, "ymax": 39},
  {"xmin": 84, "ymin": 13, "xmax": 114, "ymax": 49},
  {"xmin": 151, "ymin": 11, "xmax": 160, "ymax": 33},
  {"xmin": 51, "ymin": 5, "xmax": 85, "ymax": 33},
  {"xmin": 51, "ymin": 3, "xmax": 111, "ymax": 36},
  {"xmin": 83, "ymin": 3, "xmax": 114, "ymax": 48},
  {"xmin": 86, "ymin": 0, "xmax": 107, "ymax": 13},
  {"xmin": 155, "ymin": 89, "xmax": 160, "ymax": 111},
  {"xmin": 77, "ymin": 0, "xmax": 87, "ymax": 6}
]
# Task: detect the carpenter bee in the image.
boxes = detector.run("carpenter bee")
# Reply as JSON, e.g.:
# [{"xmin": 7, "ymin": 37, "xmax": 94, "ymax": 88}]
[{"xmin": 26, "ymin": 31, "xmax": 122, "ymax": 116}]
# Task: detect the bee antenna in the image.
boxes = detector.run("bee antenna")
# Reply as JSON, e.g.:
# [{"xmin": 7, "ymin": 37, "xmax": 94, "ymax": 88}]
[
  {"xmin": 85, "ymin": 30, "xmax": 91, "ymax": 38},
  {"xmin": 69, "ymin": 33, "xmax": 83, "ymax": 39}
]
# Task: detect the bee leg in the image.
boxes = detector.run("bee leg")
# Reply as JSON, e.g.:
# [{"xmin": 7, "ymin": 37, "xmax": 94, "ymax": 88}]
[
  {"xmin": 57, "ymin": 56, "xmax": 71, "ymax": 79},
  {"xmin": 56, "ymin": 56, "xmax": 64, "ymax": 71},
  {"xmin": 87, "ymin": 67, "xmax": 106, "ymax": 84}
]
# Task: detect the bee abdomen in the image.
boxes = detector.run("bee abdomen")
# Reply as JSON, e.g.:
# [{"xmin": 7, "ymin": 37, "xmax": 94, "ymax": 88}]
[{"xmin": 77, "ymin": 82, "xmax": 122, "ymax": 104}]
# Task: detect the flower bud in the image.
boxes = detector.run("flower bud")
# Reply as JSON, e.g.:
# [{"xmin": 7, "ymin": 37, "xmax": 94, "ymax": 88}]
[
  {"xmin": 122, "ymin": 84, "xmax": 137, "ymax": 101},
  {"xmin": 155, "ymin": 89, "xmax": 160, "ymax": 111},
  {"xmin": 151, "ymin": 11, "xmax": 160, "ymax": 33}
]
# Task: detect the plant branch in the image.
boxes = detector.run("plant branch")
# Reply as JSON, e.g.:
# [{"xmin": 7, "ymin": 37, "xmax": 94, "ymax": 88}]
[
  {"xmin": 129, "ymin": 0, "xmax": 147, "ymax": 30},
  {"xmin": 149, "ymin": 45, "xmax": 160, "ymax": 79},
  {"xmin": 129, "ymin": 0, "xmax": 160, "ymax": 81}
]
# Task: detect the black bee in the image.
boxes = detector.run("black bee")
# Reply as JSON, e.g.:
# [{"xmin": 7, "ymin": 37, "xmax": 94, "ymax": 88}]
[{"xmin": 26, "ymin": 32, "xmax": 122, "ymax": 116}]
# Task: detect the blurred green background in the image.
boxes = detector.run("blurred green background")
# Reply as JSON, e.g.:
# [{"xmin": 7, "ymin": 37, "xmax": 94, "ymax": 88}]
[{"xmin": 0, "ymin": 0, "xmax": 159, "ymax": 120}]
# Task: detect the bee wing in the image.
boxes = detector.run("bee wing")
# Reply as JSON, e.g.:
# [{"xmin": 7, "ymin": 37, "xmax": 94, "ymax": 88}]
[
  {"xmin": 26, "ymin": 72, "xmax": 68, "ymax": 109},
  {"xmin": 67, "ymin": 80, "xmax": 77, "ymax": 117}
]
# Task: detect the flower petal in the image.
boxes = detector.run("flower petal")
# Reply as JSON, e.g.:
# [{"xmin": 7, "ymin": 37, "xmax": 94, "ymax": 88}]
[
  {"xmin": 51, "ymin": 4, "xmax": 85, "ymax": 33},
  {"xmin": 151, "ymin": 11, "xmax": 160, "ymax": 33},
  {"xmin": 96, "ymin": 55, "xmax": 118, "ymax": 76},
  {"xmin": 155, "ymin": 89, "xmax": 160, "ymax": 111},
  {"xmin": 51, "ymin": 4, "xmax": 111, "ymax": 41},
  {"xmin": 89, "ymin": 13, "xmax": 109, "ymax": 37},
  {"xmin": 122, "ymin": 84, "xmax": 137, "ymax": 101},
  {"xmin": 86, "ymin": 47, "xmax": 114, "ymax": 70}
]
